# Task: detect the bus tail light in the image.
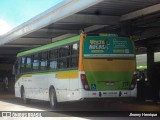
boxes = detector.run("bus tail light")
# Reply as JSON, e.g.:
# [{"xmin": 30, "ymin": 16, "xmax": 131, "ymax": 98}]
[
  {"xmin": 130, "ymin": 72, "xmax": 137, "ymax": 90},
  {"xmin": 80, "ymin": 74, "xmax": 90, "ymax": 90}
]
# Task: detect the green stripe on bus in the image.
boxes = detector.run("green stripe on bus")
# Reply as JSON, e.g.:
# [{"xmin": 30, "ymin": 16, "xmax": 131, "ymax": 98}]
[{"xmin": 17, "ymin": 35, "xmax": 80, "ymax": 57}]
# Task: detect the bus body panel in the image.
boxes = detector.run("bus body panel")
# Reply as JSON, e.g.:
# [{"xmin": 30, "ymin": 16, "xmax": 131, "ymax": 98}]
[
  {"xmin": 83, "ymin": 59, "xmax": 136, "ymax": 90},
  {"xmin": 78, "ymin": 71, "xmax": 137, "ymax": 99},
  {"xmin": 15, "ymin": 70, "xmax": 137, "ymax": 103},
  {"xmin": 15, "ymin": 70, "xmax": 81, "ymax": 102}
]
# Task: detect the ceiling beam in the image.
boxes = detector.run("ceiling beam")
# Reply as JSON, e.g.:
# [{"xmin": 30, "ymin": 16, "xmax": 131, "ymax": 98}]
[
  {"xmin": 0, "ymin": 50, "xmax": 18, "ymax": 54},
  {"xmin": 0, "ymin": 0, "xmax": 103, "ymax": 46},
  {"xmin": 39, "ymin": 28, "xmax": 79, "ymax": 34},
  {"xmin": 58, "ymin": 14, "xmax": 119, "ymax": 25},
  {"xmin": 52, "ymin": 33, "xmax": 77, "ymax": 42},
  {"xmin": 52, "ymin": 25, "xmax": 107, "ymax": 42},
  {"xmin": 84, "ymin": 25, "xmax": 108, "ymax": 32},
  {"xmin": 120, "ymin": 3, "xmax": 160, "ymax": 21},
  {"xmin": 8, "ymin": 38, "xmax": 51, "ymax": 45},
  {"xmin": 1, "ymin": 44, "xmax": 40, "ymax": 48}
]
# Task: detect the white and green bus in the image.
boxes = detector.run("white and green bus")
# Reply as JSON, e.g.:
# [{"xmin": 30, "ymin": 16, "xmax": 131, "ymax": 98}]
[{"xmin": 14, "ymin": 34, "xmax": 137, "ymax": 109}]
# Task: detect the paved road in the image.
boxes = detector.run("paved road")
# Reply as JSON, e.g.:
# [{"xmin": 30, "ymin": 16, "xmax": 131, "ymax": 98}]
[
  {"xmin": 0, "ymin": 98, "xmax": 160, "ymax": 111},
  {"xmin": 0, "ymin": 98, "xmax": 159, "ymax": 119}
]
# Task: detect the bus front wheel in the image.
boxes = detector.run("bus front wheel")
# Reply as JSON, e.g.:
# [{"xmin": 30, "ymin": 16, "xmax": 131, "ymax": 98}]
[
  {"xmin": 49, "ymin": 87, "xmax": 58, "ymax": 109},
  {"xmin": 21, "ymin": 87, "xmax": 29, "ymax": 104}
]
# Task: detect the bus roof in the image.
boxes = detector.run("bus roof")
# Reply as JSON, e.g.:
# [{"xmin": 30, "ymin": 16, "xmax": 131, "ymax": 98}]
[{"xmin": 17, "ymin": 35, "xmax": 80, "ymax": 57}]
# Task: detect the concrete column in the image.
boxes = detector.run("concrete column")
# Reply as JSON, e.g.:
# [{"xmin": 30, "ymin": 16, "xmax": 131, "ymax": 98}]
[{"xmin": 147, "ymin": 46, "xmax": 154, "ymax": 81}]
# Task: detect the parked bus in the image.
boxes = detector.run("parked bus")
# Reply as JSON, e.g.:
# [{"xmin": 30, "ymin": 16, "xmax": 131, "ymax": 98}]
[
  {"xmin": 136, "ymin": 62, "xmax": 160, "ymax": 101},
  {"xmin": 14, "ymin": 34, "xmax": 137, "ymax": 109},
  {"xmin": 136, "ymin": 52, "xmax": 160, "ymax": 81},
  {"xmin": 136, "ymin": 66, "xmax": 147, "ymax": 81}
]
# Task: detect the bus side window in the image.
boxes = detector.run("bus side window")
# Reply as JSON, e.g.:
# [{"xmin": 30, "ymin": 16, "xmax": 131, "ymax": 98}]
[
  {"xmin": 40, "ymin": 52, "xmax": 48, "ymax": 71},
  {"xmin": 21, "ymin": 57, "xmax": 26, "ymax": 73},
  {"xmin": 49, "ymin": 49, "xmax": 58, "ymax": 70},
  {"xmin": 26, "ymin": 56, "xmax": 32, "ymax": 72},
  {"xmin": 33, "ymin": 54, "xmax": 39, "ymax": 71},
  {"xmin": 71, "ymin": 42, "xmax": 79, "ymax": 68},
  {"xmin": 59, "ymin": 45, "xmax": 70, "ymax": 69}
]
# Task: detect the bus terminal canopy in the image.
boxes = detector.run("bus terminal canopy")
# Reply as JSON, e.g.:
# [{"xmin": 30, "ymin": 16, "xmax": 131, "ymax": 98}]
[{"xmin": 0, "ymin": 0, "xmax": 160, "ymax": 63}]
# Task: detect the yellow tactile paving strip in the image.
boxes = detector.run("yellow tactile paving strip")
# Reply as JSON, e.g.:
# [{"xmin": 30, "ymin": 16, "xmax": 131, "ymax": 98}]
[{"xmin": 0, "ymin": 93, "xmax": 15, "ymax": 99}]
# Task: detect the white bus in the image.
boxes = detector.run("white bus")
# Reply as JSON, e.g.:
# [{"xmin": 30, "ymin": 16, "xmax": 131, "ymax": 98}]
[{"xmin": 14, "ymin": 34, "xmax": 137, "ymax": 109}]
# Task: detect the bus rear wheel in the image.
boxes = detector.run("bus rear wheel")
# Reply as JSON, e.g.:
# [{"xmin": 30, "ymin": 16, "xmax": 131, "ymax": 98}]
[{"xmin": 49, "ymin": 87, "xmax": 58, "ymax": 109}]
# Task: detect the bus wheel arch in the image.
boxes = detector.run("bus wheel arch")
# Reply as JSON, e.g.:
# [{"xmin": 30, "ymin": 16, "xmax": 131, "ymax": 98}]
[{"xmin": 49, "ymin": 86, "xmax": 58, "ymax": 109}]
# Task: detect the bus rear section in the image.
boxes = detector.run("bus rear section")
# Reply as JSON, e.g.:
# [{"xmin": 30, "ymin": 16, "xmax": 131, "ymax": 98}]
[{"xmin": 78, "ymin": 34, "xmax": 137, "ymax": 99}]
